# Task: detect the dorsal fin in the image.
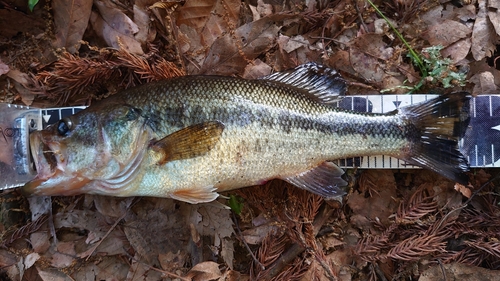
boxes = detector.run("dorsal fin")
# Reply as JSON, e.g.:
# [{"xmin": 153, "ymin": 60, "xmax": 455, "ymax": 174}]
[{"xmin": 260, "ymin": 62, "xmax": 347, "ymax": 105}]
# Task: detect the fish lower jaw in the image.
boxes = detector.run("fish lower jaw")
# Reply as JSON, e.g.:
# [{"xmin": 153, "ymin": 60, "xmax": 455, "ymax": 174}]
[{"xmin": 33, "ymin": 142, "xmax": 65, "ymax": 180}]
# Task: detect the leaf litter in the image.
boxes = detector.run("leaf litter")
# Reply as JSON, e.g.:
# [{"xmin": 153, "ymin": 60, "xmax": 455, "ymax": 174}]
[{"xmin": 2, "ymin": 0, "xmax": 500, "ymax": 280}]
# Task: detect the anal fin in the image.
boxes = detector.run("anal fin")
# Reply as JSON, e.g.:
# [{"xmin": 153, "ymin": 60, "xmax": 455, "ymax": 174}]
[
  {"xmin": 170, "ymin": 185, "xmax": 219, "ymax": 204},
  {"xmin": 283, "ymin": 162, "xmax": 347, "ymax": 200}
]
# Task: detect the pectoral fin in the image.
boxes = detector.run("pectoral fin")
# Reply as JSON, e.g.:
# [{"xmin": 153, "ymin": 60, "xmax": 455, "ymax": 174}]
[
  {"xmin": 170, "ymin": 186, "xmax": 219, "ymax": 204},
  {"xmin": 151, "ymin": 121, "xmax": 225, "ymax": 165},
  {"xmin": 283, "ymin": 162, "xmax": 347, "ymax": 200}
]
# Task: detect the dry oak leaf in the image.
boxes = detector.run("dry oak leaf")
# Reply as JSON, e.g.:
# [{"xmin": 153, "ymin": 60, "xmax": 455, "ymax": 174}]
[
  {"xmin": 52, "ymin": 0, "xmax": 93, "ymax": 53},
  {"xmin": 185, "ymin": 261, "xmax": 222, "ymax": 281},
  {"xmin": 421, "ymin": 19, "xmax": 471, "ymax": 47},
  {"xmin": 91, "ymin": 0, "xmax": 144, "ymax": 54},
  {"xmin": 175, "ymin": 0, "xmax": 241, "ymax": 48},
  {"xmin": 471, "ymin": 0, "xmax": 498, "ymax": 61}
]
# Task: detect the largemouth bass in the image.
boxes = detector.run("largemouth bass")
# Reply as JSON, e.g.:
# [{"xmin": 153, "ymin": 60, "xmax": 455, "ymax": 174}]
[{"xmin": 23, "ymin": 63, "xmax": 470, "ymax": 203}]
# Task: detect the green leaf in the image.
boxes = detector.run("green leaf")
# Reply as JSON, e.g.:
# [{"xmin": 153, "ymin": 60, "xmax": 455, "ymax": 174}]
[
  {"xmin": 28, "ymin": 0, "xmax": 39, "ymax": 12},
  {"xmin": 228, "ymin": 195, "xmax": 244, "ymax": 215}
]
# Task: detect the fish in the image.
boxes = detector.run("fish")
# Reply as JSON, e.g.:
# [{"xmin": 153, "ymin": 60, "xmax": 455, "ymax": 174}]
[{"xmin": 22, "ymin": 63, "xmax": 470, "ymax": 203}]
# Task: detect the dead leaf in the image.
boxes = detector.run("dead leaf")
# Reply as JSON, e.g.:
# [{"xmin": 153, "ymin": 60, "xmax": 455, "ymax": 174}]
[
  {"xmin": 91, "ymin": 0, "xmax": 144, "ymax": 54},
  {"xmin": 37, "ymin": 267, "xmax": 74, "ymax": 281},
  {"xmin": 470, "ymin": 71, "xmax": 498, "ymax": 95},
  {"xmin": 93, "ymin": 196, "xmax": 133, "ymax": 218},
  {"xmin": 27, "ymin": 196, "xmax": 52, "ymax": 221},
  {"xmin": 0, "ymin": 249, "xmax": 17, "ymax": 268},
  {"xmin": 347, "ymin": 170, "xmax": 398, "ymax": 226},
  {"xmin": 185, "ymin": 261, "xmax": 222, "ymax": 281},
  {"xmin": 133, "ymin": 4, "xmax": 156, "ymax": 44},
  {"xmin": 52, "ymin": 242, "xmax": 76, "ymax": 268},
  {"xmin": 488, "ymin": 1, "xmax": 500, "ymax": 36},
  {"xmin": 30, "ymin": 232, "xmax": 51, "ymax": 254},
  {"xmin": 421, "ymin": 19, "xmax": 471, "ymax": 47},
  {"xmin": 441, "ymin": 38, "xmax": 472, "ymax": 64},
  {"xmin": 176, "ymin": 0, "xmax": 241, "ymax": 48},
  {"xmin": 0, "ymin": 9, "xmax": 45, "ymax": 38},
  {"xmin": 454, "ymin": 183, "xmax": 472, "ymax": 198},
  {"xmin": 25, "ymin": 253, "xmax": 40, "ymax": 272},
  {"xmin": 242, "ymin": 59, "xmax": 272, "ymax": 79},
  {"xmin": 200, "ymin": 14, "xmax": 298, "ymax": 75},
  {"xmin": 249, "ymin": 0, "xmax": 273, "ymax": 21},
  {"xmin": 471, "ymin": 0, "xmax": 497, "ymax": 61},
  {"xmin": 159, "ymin": 251, "xmax": 187, "ymax": 272},
  {"xmin": 221, "ymin": 238, "xmax": 234, "ymax": 270},
  {"xmin": 278, "ymin": 34, "xmax": 309, "ymax": 54},
  {"xmin": 0, "ymin": 59, "xmax": 9, "ymax": 76},
  {"xmin": 420, "ymin": 263, "xmax": 500, "ymax": 281},
  {"xmin": 52, "ymin": 0, "xmax": 93, "ymax": 53}
]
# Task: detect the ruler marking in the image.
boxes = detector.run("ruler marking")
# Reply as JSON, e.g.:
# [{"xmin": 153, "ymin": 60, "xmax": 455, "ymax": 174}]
[
  {"xmin": 493, "ymin": 144, "xmax": 495, "ymax": 165},
  {"xmin": 473, "ymin": 97, "xmax": 476, "ymax": 118},
  {"xmin": 490, "ymin": 95, "xmax": 493, "ymax": 117},
  {"xmin": 475, "ymin": 144, "xmax": 478, "ymax": 167}
]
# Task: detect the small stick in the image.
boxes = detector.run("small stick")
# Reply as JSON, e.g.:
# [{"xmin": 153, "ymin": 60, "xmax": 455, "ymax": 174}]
[{"xmin": 232, "ymin": 212, "xmax": 265, "ymax": 270}]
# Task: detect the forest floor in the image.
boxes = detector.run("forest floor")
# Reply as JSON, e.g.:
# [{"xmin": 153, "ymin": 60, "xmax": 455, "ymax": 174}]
[{"xmin": 1, "ymin": 0, "xmax": 500, "ymax": 280}]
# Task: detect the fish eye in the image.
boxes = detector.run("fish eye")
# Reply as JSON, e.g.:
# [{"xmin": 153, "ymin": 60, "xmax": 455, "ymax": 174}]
[{"xmin": 57, "ymin": 118, "xmax": 73, "ymax": 136}]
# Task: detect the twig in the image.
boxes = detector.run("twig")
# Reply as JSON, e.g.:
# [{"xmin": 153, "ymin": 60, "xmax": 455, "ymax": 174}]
[
  {"xmin": 232, "ymin": 211, "xmax": 265, "ymax": 270},
  {"xmin": 437, "ymin": 259, "xmax": 447, "ymax": 281},
  {"xmin": 354, "ymin": 0, "xmax": 368, "ymax": 33},
  {"xmin": 82, "ymin": 209, "xmax": 128, "ymax": 261},
  {"xmin": 1, "ymin": 213, "xmax": 48, "ymax": 247},
  {"xmin": 264, "ymin": 202, "xmax": 335, "ymax": 280}
]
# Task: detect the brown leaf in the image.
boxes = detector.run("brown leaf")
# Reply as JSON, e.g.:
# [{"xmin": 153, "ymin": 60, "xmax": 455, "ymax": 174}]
[
  {"xmin": 37, "ymin": 267, "xmax": 74, "ymax": 281},
  {"xmin": 0, "ymin": 59, "xmax": 9, "ymax": 76},
  {"xmin": 176, "ymin": 0, "xmax": 240, "ymax": 48},
  {"xmin": 91, "ymin": 0, "xmax": 144, "ymax": 54},
  {"xmin": 470, "ymin": 71, "xmax": 498, "ymax": 95},
  {"xmin": 488, "ymin": 1, "xmax": 500, "ymax": 36},
  {"xmin": 471, "ymin": 0, "xmax": 497, "ymax": 61},
  {"xmin": 158, "ymin": 251, "xmax": 187, "ymax": 272},
  {"xmin": 133, "ymin": 4, "xmax": 156, "ymax": 43},
  {"xmin": 185, "ymin": 261, "xmax": 222, "ymax": 281},
  {"xmin": 51, "ymin": 242, "xmax": 76, "ymax": 268},
  {"xmin": 221, "ymin": 238, "xmax": 234, "ymax": 270},
  {"xmin": 454, "ymin": 183, "xmax": 472, "ymax": 198},
  {"xmin": 0, "ymin": 249, "xmax": 17, "ymax": 268},
  {"xmin": 441, "ymin": 38, "xmax": 471, "ymax": 64},
  {"xmin": 52, "ymin": 0, "xmax": 93, "ymax": 53},
  {"xmin": 420, "ymin": 263, "xmax": 500, "ymax": 281},
  {"xmin": 347, "ymin": 170, "xmax": 398, "ymax": 226},
  {"xmin": 421, "ymin": 19, "xmax": 471, "ymax": 47},
  {"xmin": 242, "ymin": 59, "xmax": 272, "ymax": 79},
  {"xmin": 0, "ymin": 9, "xmax": 45, "ymax": 38},
  {"xmin": 200, "ymin": 14, "xmax": 298, "ymax": 75}
]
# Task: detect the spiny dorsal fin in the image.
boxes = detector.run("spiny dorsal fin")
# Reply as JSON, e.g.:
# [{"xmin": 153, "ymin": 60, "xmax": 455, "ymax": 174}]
[
  {"xmin": 150, "ymin": 121, "xmax": 225, "ymax": 165},
  {"xmin": 260, "ymin": 62, "xmax": 347, "ymax": 105},
  {"xmin": 283, "ymin": 162, "xmax": 347, "ymax": 201}
]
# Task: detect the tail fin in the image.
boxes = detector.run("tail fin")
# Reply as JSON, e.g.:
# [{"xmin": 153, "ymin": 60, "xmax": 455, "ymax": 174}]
[{"xmin": 399, "ymin": 92, "xmax": 470, "ymax": 184}]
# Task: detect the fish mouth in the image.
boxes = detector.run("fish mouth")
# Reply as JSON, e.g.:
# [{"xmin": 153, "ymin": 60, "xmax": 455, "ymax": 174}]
[{"xmin": 30, "ymin": 132, "xmax": 60, "ymax": 180}]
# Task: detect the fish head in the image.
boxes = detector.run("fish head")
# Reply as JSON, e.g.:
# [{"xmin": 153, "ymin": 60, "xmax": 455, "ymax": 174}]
[{"xmin": 23, "ymin": 101, "xmax": 151, "ymax": 196}]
